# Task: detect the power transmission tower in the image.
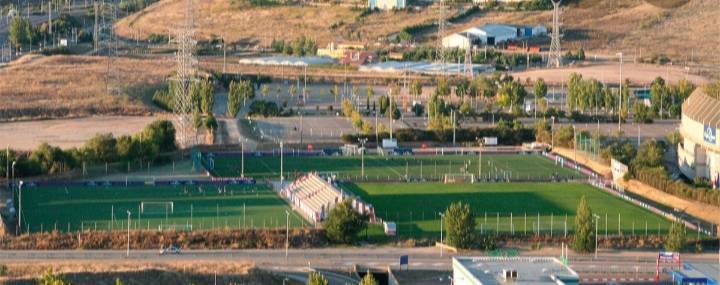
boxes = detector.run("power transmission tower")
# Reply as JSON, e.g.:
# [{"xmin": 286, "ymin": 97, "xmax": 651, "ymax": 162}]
[
  {"xmin": 105, "ymin": 0, "xmax": 120, "ymax": 95},
  {"xmin": 435, "ymin": 0, "xmax": 446, "ymax": 70},
  {"xmin": 547, "ymin": 0, "xmax": 562, "ymax": 68},
  {"xmin": 93, "ymin": 0, "xmax": 99, "ymax": 53},
  {"xmin": 463, "ymin": 32, "xmax": 473, "ymax": 78},
  {"xmin": 171, "ymin": 0, "xmax": 198, "ymax": 148}
]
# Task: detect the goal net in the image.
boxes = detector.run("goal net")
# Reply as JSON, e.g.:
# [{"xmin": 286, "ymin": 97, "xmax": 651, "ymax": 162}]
[
  {"xmin": 443, "ymin": 173, "xmax": 475, "ymax": 184},
  {"xmin": 140, "ymin": 202, "xmax": 174, "ymax": 215}
]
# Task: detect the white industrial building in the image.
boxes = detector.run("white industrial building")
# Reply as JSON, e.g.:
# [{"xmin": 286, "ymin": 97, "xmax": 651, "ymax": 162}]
[
  {"xmin": 442, "ymin": 24, "xmax": 547, "ymax": 49},
  {"xmin": 368, "ymin": 0, "xmax": 406, "ymax": 10},
  {"xmin": 677, "ymin": 89, "xmax": 720, "ymax": 188},
  {"xmin": 452, "ymin": 257, "xmax": 579, "ymax": 285}
]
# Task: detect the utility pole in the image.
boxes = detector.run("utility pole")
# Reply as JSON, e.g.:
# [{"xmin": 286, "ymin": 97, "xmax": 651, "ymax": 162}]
[
  {"xmin": 240, "ymin": 139, "xmax": 245, "ymax": 178},
  {"xmin": 285, "ymin": 210, "xmax": 290, "ymax": 259},
  {"xmin": 359, "ymin": 138, "xmax": 367, "ymax": 178},
  {"xmin": 280, "ymin": 141, "xmax": 284, "ymax": 184},
  {"xmin": 438, "ymin": 212, "xmax": 444, "ymax": 257},
  {"xmin": 547, "ymin": 0, "xmax": 562, "ymax": 68},
  {"xmin": 17, "ymin": 180, "xmax": 22, "ymax": 234}
]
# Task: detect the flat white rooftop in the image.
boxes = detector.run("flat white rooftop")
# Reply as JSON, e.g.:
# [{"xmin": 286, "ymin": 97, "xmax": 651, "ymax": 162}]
[{"xmin": 453, "ymin": 256, "xmax": 579, "ymax": 285}]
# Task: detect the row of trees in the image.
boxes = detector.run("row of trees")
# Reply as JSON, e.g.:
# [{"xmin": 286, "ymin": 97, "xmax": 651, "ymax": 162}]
[
  {"xmin": 0, "ymin": 120, "xmax": 176, "ymax": 178},
  {"xmin": 9, "ymin": 14, "xmax": 90, "ymax": 51},
  {"xmin": 270, "ymin": 36, "xmax": 318, "ymax": 56}
]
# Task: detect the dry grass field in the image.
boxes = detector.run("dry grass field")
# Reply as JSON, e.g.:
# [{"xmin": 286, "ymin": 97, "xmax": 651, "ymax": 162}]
[
  {"xmin": 449, "ymin": 0, "xmax": 719, "ymax": 66},
  {"xmin": 114, "ymin": 0, "xmax": 442, "ymax": 46},
  {"xmin": 0, "ymin": 261, "xmax": 295, "ymax": 285},
  {"xmin": 0, "ymin": 55, "xmax": 174, "ymax": 121}
]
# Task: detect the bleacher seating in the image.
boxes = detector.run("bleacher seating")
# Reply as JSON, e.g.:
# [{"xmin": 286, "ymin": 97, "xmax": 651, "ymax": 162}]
[{"xmin": 280, "ymin": 172, "xmax": 376, "ymax": 224}]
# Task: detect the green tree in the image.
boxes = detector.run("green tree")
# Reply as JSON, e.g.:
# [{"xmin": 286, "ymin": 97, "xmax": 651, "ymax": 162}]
[
  {"xmin": 29, "ymin": 143, "xmax": 69, "ymax": 174},
  {"xmin": 38, "ymin": 269, "xmax": 73, "ymax": 285},
  {"xmin": 409, "ymin": 80, "xmax": 422, "ymax": 98},
  {"xmin": 435, "ymin": 77, "xmax": 451, "ymax": 97},
  {"xmin": 260, "ymin": 84, "xmax": 270, "ymax": 97},
  {"xmin": 571, "ymin": 196, "xmax": 595, "ymax": 253},
  {"xmin": 497, "ymin": 80, "xmax": 527, "ymax": 114},
  {"xmin": 632, "ymin": 139, "xmax": 664, "ymax": 169},
  {"xmin": 115, "ymin": 278, "xmax": 124, "ymax": 285},
  {"xmin": 240, "ymin": 80, "xmax": 256, "ymax": 105},
  {"xmin": 330, "ymin": 85, "xmax": 341, "ymax": 103},
  {"xmin": 378, "ymin": 95, "xmax": 389, "ymax": 115},
  {"xmin": 533, "ymin": 78, "xmax": 548, "ymax": 116},
  {"xmin": 323, "ymin": 199, "xmax": 367, "ymax": 244},
  {"xmin": 444, "ymin": 201, "xmax": 475, "ymax": 249},
  {"xmin": 204, "ymin": 114, "xmax": 218, "ymax": 131},
  {"xmin": 306, "ymin": 272, "xmax": 329, "ymax": 285},
  {"xmin": 140, "ymin": 120, "xmax": 177, "ymax": 153},
  {"xmin": 456, "ymin": 78, "xmax": 470, "ymax": 98},
  {"xmin": 664, "ymin": 220, "xmax": 686, "ymax": 252},
  {"xmin": 84, "ymin": 133, "xmax": 118, "ymax": 163},
  {"xmin": 227, "ymin": 81, "xmax": 242, "ymax": 118},
  {"xmin": 116, "ymin": 135, "xmax": 141, "ymax": 162},
  {"xmin": 632, "ymin": 101, "xmax": 652, "ymax": 123},
  {"xmin": 359, "ymin": 271, "xmax": 378, "ymax": 285},
  {"xmin": 9, "ymin": 16, "xmax": 31, "ymax": 50}
]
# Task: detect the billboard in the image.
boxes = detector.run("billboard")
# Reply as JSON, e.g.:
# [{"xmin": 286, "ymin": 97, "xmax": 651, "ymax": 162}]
[{"xmin": 703, "ymin": 125, "xmax": 716, "ymax": 145}]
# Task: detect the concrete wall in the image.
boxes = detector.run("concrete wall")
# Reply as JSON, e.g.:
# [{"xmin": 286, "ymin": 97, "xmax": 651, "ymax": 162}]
[{"xmin": 678, "ymin": 114, "xmax": 720, "ymax": 182}]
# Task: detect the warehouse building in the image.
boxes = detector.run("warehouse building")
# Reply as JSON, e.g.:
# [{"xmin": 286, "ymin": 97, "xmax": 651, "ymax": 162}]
[
  {"xmin": 452, "ymin": 257, "xmax": 579, "ymax": 285},
  {"xmin": 442, "ymin": 24, "xmax": 546, "ymax": 49},
  {"xmin": 677, "ymin": 89, "xmax": 720, "ymax": 188}
]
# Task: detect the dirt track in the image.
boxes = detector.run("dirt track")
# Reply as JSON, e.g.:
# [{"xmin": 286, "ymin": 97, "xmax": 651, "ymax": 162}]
[
  {"xmin": 0, "ymin": 116, "xmax": 161, "ymax": 150},
  {"xmin": 619, "ymin": 179, "xmax": 720, "ymax": 225},
  {"xmin": 511, "ymin": 63, "xmax": 709, "ymax": 86}
]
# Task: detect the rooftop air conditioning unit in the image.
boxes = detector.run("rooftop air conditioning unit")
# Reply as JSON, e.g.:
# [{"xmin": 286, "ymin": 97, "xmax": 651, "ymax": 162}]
[{"xmin": 502, "ymin": 269, "xmax": 518, "ymax": 282}]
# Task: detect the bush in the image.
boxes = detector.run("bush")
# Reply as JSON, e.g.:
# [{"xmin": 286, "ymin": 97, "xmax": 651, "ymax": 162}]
[
  {"xmin": 323, "ymin": 200, "xmax": 367, "ymax": 244},
  {"xmin": 248, "ymin": 100, "xmax": 281, "ymax": 117},
  {"xmin": 444, "ymin": 202, "xmax": 475, "ymax": 249},
  {"xmin": 341, "ymin": 126, "xmax": 535, "ymax": 145},
  {"xmin": 0, "ymin": 264, "xmax": 7, "ymax": 276}
]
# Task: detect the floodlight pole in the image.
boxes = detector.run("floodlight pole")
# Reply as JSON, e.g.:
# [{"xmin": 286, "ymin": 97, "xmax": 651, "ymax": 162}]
[
  {"xmin": 359, "ymin": 138, "xmax": 367, "ymax": 178},
  {"xmin": 240, "ymin": 140, "xmax": 245, "ymax": 178},
  {"xmin": 280, "ymin": 141, "xmax": 284, "ymax": 184},
  {"xmin": 285, "ymin": 210, "xmax": 290, "ymax": 259},
  {"xmin": 126, "ymin": 210, "xmax": 131, "ymax": 257},
  {"xmin": 551, "ymin": 116, "xmax": 556, "ymax": 149},
  {"xmin": 573, "ymin": 125, "xmax": 577, "ymax": 169},
  {"xmin": 17, "ymin": 180, "xmax": 23, "ymax": 234},
  {"xmin": 438, "ymin": 212, "xmax": 444, "ymax": 257},
  {"xmin": 593, "ymin": 214, "xmax": 600, "ymax": 260}
]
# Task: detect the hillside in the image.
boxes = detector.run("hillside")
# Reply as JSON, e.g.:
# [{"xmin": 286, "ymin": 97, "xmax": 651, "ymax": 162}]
[
  {"xmin": 448, "ymin": 0, "xmax": 718, "ymax": 69},
  {"xmin": 114, "ymin": 0, "xmax": 443, "ymax": 46},
  {"xmin": 0, "ymin": 55, "xmax": 173, "ymax": 121}
]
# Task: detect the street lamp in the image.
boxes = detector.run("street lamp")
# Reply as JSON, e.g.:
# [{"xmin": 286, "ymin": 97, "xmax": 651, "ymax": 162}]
[
  {"xmin": 126, "ymin": 210, "xmax": 131, "ymax": 257},
  {"xmin": 358, "ymin": 138, "xmax": 367, "ymax": 178},
  {"xmin": 11, "ymin": 160, "xmax": 16, "ymax": 188},
  {"xmin": 593, "ymin": 214, "xmax": 600, "ymax": 259},
  {"xmin": 616, "ymin": 52, "xmax": 623, "ymax": 130},
  {"xmin": 550, "ymin": 116, "xmax": 556, "ymax": 149},
  {"xmin": 573, "ymin": 125, "xmax": 577, "ymax": 169},
  {"xmin": 438, "ymin": 212, "xmax": 445, "ymax": 257}
]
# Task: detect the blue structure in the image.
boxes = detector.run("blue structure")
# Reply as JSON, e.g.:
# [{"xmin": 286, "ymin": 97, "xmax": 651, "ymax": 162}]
[{"xmin": 670, "ymin": 263, "xmax": 718, "ymax": 285}]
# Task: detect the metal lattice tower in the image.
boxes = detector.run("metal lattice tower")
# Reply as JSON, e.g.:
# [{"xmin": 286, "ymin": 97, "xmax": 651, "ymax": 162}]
[
  {"xmin": 105, "ymin": 0, "xmax": 120, "ymax": 95},
  {"xmin": 547, "ymin": 0, "xmax": 562, "ymax": 68},
  {"xmin": 435, "ymin": 0, "xmax": 446, "ymax": 67},
  {"xmin": 171, "ymin": 0, "xmax": 198, "ymax": 148},
  {"xmin": 463, "ymin": 32, "xmax": 473, "ymax": 78}
]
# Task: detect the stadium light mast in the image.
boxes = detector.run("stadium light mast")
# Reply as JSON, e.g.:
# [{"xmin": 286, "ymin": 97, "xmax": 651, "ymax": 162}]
[
  {"xmin": 438, "ymin": 212, "xmax": 445, "ymax": 257},
  {"xmin": 285, "ymin": 210, "xmax": 290, "ymax": 259},
  {"xmin": 17, "ymin": 180, "xmax": 23, "ymax": 234},
  {"xmin": 239, "ymin": 138, "xmax": 245, "ymax": 178},
  {"xmin": 593, "ymin": 214, "xmax": 600, "ymax": 259},
  {"xmin": 280, "ymin": 141, "xmax": 284, "ymax": 185},
  {"xmin": 359, "ymin": 138, "xmax": 368, "ymax": 178},
  {"xmin": 126, "ymin": 210, "xmax": 131, "ymax": 257}
]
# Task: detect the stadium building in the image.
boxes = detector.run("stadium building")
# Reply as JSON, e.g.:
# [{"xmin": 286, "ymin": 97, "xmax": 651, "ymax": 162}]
[
  {"xmin": 677, "ymin": 89, "xmax": 720, "ymax": 188},
  {"xmin": 452, "ymin": 257, "xmax": 579, "ymax": 285}
]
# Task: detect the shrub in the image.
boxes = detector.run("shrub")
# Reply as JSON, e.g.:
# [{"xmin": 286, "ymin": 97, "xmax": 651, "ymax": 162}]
[
  {"xmin": 323, "ymin": 200, "xmax": 367, "ymax": 244},
  {"xmin": 444, "ymin": 202, "xmax": 475, "ymax": 249}
]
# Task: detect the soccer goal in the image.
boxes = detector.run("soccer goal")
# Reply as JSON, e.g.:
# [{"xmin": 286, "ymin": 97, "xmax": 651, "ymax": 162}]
[
  {"xmin": 140, "ymin": 201, "xmax": 174, "ymax": 215},
  {"xmin": 443, "ymin": 173, "xmax": 475, "ymax": 184}
]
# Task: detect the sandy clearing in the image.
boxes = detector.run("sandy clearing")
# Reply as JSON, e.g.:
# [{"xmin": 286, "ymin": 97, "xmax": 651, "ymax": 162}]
[
  {"xmin": 619, "ymin": 179, "xmax": 720, "ymax": 225},
  {"xmin": 511, "ymin": 63, "xmax": 710, "ymax": 87},
  {"xmin": 0, "ymin": 116, "xmax": 162, "ymax": 150},
  {"xmin": 552, "ymin": 146, "xmax": 612, "ymax": 178}
]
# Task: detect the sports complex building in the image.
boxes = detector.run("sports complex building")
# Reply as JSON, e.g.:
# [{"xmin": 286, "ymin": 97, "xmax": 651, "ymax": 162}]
[{"xmin": 678, "ymin": 89, "xmax": 720, "ymax": 188}]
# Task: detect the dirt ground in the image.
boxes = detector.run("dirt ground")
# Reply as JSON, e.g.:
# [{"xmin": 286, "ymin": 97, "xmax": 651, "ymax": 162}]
[
  {"xmin": 0, "ymin": 55, "xmax": 173, "ymax": 121},
  {"xmin": 619, "ymin": 179, "xmax": 720, "ymax": 225},
  {"xmin": 0, "ymin": 116, "xmax": 161, "ymax": 150},
  {"xmin": 552, "ymin": 146, "xmax": 612, "ymax": 178},
  {"xmin": 0, "ymin": 260, "xmax": 292, "ymax": 285},
  {"xmin": 114, "ymin": 0, "xmax": 442, "ymax": 46},
  {"xmin": 510, "ymin": 62, "xmax": 710, "ymax": 86}
]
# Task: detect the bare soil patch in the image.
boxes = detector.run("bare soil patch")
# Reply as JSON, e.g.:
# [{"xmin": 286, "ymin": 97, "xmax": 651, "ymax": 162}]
[
  {"xmin": 114, "ymin": 0, "xmax": 441, "ymax": 46},
  {"xmin": 0, "ymin": 55, "xmax": 173, "ymax": 121},
  {"xmin": 552, "ymin": 146, "xmax": 612, "ymax": 178},
  {"xmin": 511, "ymin": 63, "xmax": 710, "ymax": 86},
  {"xmin": 619, "ymin": 179, "xmax": 720, "ymax": 225},
  {"xmin": 0, "ymin": 261, "xmax": 291, "ymax": 285}
]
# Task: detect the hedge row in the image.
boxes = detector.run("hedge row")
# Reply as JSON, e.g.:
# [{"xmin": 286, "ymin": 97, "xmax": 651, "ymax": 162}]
[
  {"xmin": 634, "ymin": 167, "xmax": 720, "ymax": 207},
  {"xmin": 341, "ymin": 127, "xmax": 535, "ymax": 145}
]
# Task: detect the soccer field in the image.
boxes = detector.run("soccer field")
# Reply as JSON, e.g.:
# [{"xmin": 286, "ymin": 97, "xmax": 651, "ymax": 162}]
[
  {"xmin": 210, "ymin": 153, "xmax": 580, "ymax": 181},
  {"xmin": 342, "ymin": 182, "xmax": 675, "ymax": 239},
  {"xmin": 17, "ymin": 184, "xmax": 308, "ymax": 233}
]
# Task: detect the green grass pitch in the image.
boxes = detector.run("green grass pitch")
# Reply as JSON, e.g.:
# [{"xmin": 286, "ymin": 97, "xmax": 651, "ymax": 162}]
[
  {"xmin": 342, "ymin": 182, "xmax": 675, "ymax": 239},
  {"xmin": 17, "ymin": 184, "xmax": 308, "ymax": 233},
  {"xmin": 210, "ymin": 153, "xmax": 580, "ymax": 180}
]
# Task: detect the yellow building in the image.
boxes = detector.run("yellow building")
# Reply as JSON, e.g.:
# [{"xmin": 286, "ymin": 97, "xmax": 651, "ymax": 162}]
[
  {"xmin": 677, "ymin": 89, "xmax": 720, "ymax": 188},
  {"xmin": 316, "ymin": 42, "xmax": 366, "ymax": 59}
]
